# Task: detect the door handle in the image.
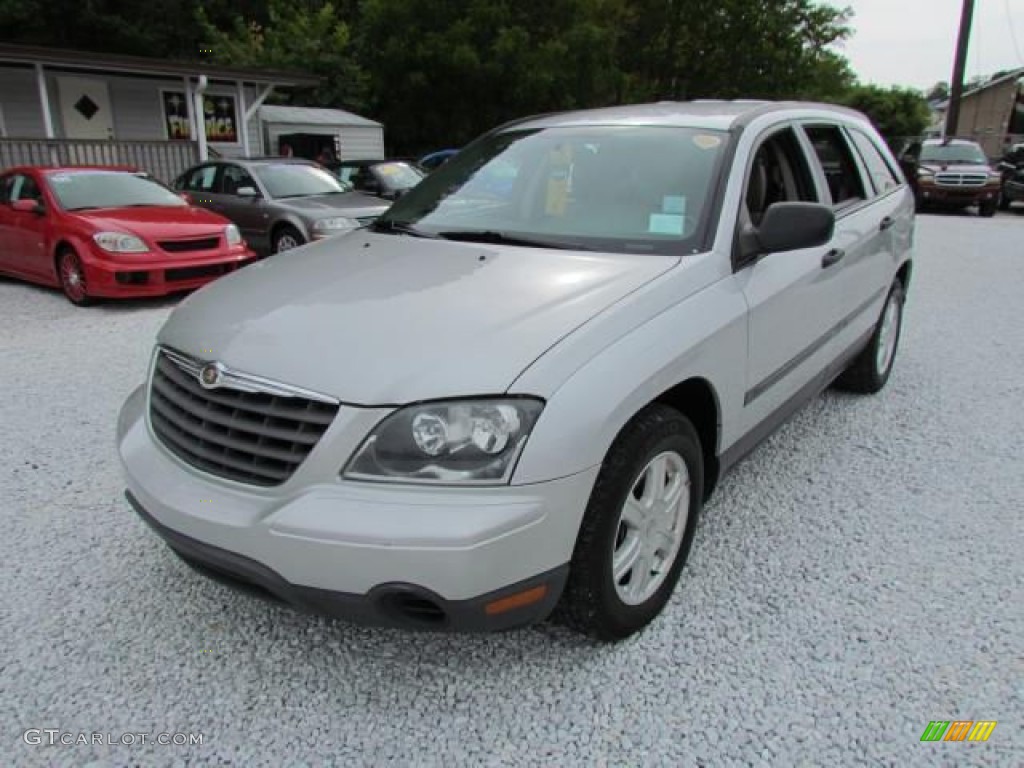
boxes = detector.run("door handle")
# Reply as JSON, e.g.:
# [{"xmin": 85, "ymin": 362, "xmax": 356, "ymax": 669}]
[
  {"xmin": 879, "ymin": 216, "xmax": 895, "ymax": 232},
  {"xmin": 821, "ymin": 248, "xmax": 845, "ymax": 268}
]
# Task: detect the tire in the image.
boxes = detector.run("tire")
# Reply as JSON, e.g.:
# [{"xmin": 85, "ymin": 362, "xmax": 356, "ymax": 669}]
[
  {"xmin": 834, "ymin": 279, "xmax": 905, "ymax": 394},
  {"xmin": 554, "ymin": 404, "xmax": 703, "ymax": 641},
  {"xmin": 979, "ymin": 199, "xmax": 997, "ymax": 218},
  {"xmin": 998, "ymin": 191, "xmax": 1011, "ymax": 212},
  {"xmin": 57, "ymin": 248, "xmax": 93, "ymax": 306},
  {"xmin": 272, "ymin": 225, "xmax": 305, "ymax": 254},
  {"xmin": 913, "ymin": 192, "xmax": 926, "ymax": 213}
]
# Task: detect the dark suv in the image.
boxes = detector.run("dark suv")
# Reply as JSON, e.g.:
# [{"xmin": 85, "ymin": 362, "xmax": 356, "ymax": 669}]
[{"xmin": 899, "ymin": 138, "xmax": 1002, "ymax": 216}]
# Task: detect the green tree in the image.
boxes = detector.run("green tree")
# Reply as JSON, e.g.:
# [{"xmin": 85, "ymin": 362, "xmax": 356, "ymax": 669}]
[
  {"xmin": 0, "ymin": 0, "xmax": 266, "ymax": 58},
  {"xmin": 925, "ymin": 81, "xmax": 950, "ymax": 103},
  {"xmin": 839, "ymin": 85, "xmax": 932, "ymax": 147},
  {"xmin": 358, "ymin": 0, "xmax": 627, "ymax": 154},
  {"xmin": 196, "ymin": 0, "xmax": 367, "ymax": 110},
  {"xmin": 615, "ymin": 0, "xmax": 853, "ymax": 102}
]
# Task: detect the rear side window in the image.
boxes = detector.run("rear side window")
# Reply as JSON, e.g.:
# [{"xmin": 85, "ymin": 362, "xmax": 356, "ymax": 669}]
[
  {"xmin": 848, "ymin": 129, "xmax": 901, "ymax": 194},
  {"xmin": 182, "ymin": 165, "xmax": 217, "ymax": 192},
  {"xmin": 803, "ymin": 125, "xmax": 867, "ymax": 208},
  {"xmin": 4, "ymin": 174, "xmax": 42, "ymax": 203}
]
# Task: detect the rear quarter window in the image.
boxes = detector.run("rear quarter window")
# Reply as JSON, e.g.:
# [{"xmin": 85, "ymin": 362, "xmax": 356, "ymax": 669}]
[{"xmin": 847, "ymin": 129, "xmax": 902, "ymax": 194}]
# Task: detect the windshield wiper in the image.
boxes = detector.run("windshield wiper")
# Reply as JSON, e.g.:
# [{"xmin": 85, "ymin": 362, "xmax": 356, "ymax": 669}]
[
  {"xmin": 371, "ymin": 220, "xmax": 439, "ymax": 239},
  {"xmin": 435, "ymin": 229, "xmax": 583, "ymax": 250}
]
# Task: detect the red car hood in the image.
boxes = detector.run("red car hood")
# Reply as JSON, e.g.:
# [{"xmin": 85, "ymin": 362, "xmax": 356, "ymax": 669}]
[{"xmin": 69, "ymin": 206, "xmax": 230, "ymax": 239}]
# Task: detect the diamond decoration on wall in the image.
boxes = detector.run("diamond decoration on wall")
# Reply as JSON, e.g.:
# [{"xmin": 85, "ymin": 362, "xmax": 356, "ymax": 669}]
[{"xmin": 74, "ymin": 95, "xmax": 100, "ymax": 121}]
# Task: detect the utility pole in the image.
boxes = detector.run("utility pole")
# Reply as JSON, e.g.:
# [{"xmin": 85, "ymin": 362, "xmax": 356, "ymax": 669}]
[{"xmin": 944, "ymin": 0, "xmax": 976, "ymax": 139}]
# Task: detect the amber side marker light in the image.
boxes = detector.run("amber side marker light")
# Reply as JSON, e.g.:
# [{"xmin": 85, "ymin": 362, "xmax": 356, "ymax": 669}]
[{"xmin": 484, "ymin": 585, "xmax": 548, "ymax": 616}]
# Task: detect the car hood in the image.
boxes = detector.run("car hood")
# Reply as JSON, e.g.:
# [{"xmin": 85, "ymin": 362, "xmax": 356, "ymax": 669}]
[
  {"xmin": 158, "ymin": 232, "xmax": 678, "ymax": 404},
  {"xmin": 920, "ymin": 162, "xmax": 993, "ymax": 174},
  {"xmin": 70, "ymin": 206, "xmax": 230, "ymax": 238},
  {"xmin": 272, "ymin": 192, "xmax": 389, "ymax": 219}
]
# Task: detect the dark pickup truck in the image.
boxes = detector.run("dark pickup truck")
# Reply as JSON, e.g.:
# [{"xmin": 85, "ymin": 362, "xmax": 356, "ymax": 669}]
[{"xmin": 900, "ymin": 138, "xmax": 1002, "ymax": 216}]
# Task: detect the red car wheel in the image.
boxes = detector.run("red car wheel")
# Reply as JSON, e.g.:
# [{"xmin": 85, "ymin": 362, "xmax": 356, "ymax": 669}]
[{"xmin": 58, "ymin": 249, "xmax": 92, "ymax": 306}]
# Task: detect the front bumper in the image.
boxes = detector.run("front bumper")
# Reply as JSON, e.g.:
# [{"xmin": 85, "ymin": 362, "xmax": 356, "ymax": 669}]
[
  {"xmin": 126, "ymin": 490, "xmax": 567, "ymax": 631},
  {"xmin": 917, "ymin": 182, "xmax": 1000, "ymax": 206},
  {"xmin": 82, "ymin": 245, "xmax": 256, "ymax": 298},
  {"xmin": 117, "ymin": 384, "xmax": 597, "ymax": 631}
]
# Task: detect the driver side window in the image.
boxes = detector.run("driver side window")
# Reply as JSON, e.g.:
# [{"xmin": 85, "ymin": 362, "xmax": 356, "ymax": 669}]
[
  {"xmin": 744, "ymin": 128, "xmax": 818, "ymax": 227},
  {"xmin": 218, "ymin": 165, "xmax": 258, "ymax": 196}
]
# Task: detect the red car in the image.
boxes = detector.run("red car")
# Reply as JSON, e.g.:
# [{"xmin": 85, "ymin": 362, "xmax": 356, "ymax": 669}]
[{"xmin": 0, "ymin": 166, "xmax": 256, "ymax": 305}]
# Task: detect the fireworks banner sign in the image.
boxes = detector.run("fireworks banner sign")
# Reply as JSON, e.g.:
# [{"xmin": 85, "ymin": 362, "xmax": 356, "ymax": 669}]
[
  {"xmin": 161, "ymin": 92, "xmax": 239, "ymax": 143},
  {"xmin": 202, "ymin": 95, "xmax": 238, "ymax": 143},
  {"xmin": 161, "ymin": 91, "xmax": 192, "ymax": 140}
]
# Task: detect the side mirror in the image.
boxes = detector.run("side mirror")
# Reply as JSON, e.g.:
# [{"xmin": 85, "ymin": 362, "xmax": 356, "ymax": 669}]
[
  {"xmin": 236, "ymin": 186, "xmax": 259, "ymax": 198},
  {"xmin": 754, "ymin": 202, "xmax": 835, "ymax": 255},
  {"xmin": 12, "ymin": 199, "xmax": 45, "ymax": 215}
]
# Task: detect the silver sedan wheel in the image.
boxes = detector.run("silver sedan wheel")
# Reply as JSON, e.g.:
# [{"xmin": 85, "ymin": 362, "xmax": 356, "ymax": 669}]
[
  {"xmin": 875, "ymin": 291, "xmax": 902, "ymax": 376},
  {"xmin": 612, "ymin": 451, "xmax": 690, "ymax": 606},
  {"xmin": 275, "ymin": 233, "xmax": 301, "ymax": 252}
]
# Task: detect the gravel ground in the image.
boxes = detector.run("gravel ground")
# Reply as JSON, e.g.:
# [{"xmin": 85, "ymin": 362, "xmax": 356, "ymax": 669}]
[{"xmin": 1, "ymin": 211, "xmax": 1022, "ymax": 767}]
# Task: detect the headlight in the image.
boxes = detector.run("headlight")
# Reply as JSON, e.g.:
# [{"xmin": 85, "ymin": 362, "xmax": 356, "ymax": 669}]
[
  {"xmin": 343, "ymin": 398, "xmax": 544, "ymax": 485},
  {"xmin": 312, "ymin": 217, "xmax": 358, "ymax": 233},
  {"xmin": 225, "ymin": 223, "xmax": 242, "ymax": 246},
  {"xmin": 988, "ymin": 171, "xmax": 1003, "ymax": 182},
  {"xmin": 916, "ymin": 168, "xmax": 934, "ymax": 178},
  {"xmin": 93, "ymin": 231, "xmax": 148, "ymax": 253}
]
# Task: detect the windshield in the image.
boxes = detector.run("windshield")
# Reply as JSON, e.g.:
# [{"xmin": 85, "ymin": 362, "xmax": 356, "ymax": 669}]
[
  {"xmin": 46, "ymin": 171, "xmax": 187, "ymax": 211},
  {"xmin": 253, "ymin": 163, "xmax": 349, "ymax": 199},
  {"xmin": 920, "ymin": 143, "xmax": 988, "ymax": 165},
  {"xmin": 378, "ymin": 125, "xmax": 728, "ymax": 254},
  {"xmin": 375, "ymin": 162, "xmax": 424, "ymax": 190}
]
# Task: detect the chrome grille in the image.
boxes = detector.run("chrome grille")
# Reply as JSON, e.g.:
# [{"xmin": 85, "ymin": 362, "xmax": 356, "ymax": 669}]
[
  {"xmin": 935, "ymin": 172, "xmax": 987, "ymax": 187},
  {"xmin": 149, "ymin": 350, "xmax": 338, "ymax": 486}
]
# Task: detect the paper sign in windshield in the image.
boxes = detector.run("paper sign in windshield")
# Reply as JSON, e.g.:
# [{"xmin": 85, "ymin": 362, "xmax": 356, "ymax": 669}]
[
  {"xmin": 649, "ymin": 213, "xmax": 685, "ymax": 235},
  {"xmin": 662, "ymin": 196, "xmax": 686, "ymax": 215}
]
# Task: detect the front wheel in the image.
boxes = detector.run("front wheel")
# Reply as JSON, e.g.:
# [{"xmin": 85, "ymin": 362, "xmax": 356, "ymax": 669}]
[
  {"xmin": 57, "ymin": 248, "xmax": 93, "ymax": 306},
  {"xmin": 273, "ymin": 225, "xmax": 305, "ymax": 254},
  {"xmin": 555, "ymin": 404, "xmax": 703, "ymax": 641},
  {"xmin": 979, "ymin": 199, "xmax": 998, "ymax": 218},
  {"xmin": 834, "ymin": 278, "xmax": 905, "ymax": 394}
]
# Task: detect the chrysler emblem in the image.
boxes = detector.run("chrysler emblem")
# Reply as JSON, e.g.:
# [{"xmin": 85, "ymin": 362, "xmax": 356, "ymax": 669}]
[{"xmin": 198, "ymin": 362, "xmax": 225, "ymax": 390}]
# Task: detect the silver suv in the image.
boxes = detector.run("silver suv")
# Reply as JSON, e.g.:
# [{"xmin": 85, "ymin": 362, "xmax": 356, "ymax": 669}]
[{"xmin": 119, "ymin": 101, "xmax": 913, "ymax": 640}]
